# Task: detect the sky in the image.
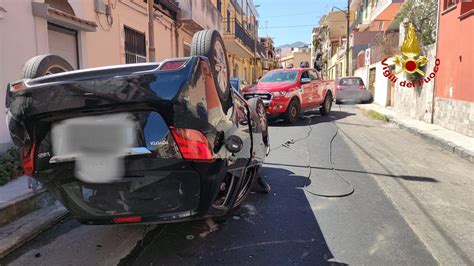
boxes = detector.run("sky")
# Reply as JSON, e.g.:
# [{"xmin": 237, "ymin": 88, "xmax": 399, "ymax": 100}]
[{"xmin": 253, "ymin": 0, "xmax": 349, "ymax": 47}]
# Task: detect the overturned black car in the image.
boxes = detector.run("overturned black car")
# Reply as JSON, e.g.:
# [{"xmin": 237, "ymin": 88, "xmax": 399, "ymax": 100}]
[{"xmin": 5, "ymin": 30, "xmax": 269, "ymax": 225}]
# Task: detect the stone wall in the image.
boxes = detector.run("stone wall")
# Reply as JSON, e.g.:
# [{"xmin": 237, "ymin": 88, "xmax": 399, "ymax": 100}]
[
  {"xmin": 392, "ymin": 44, "xmax": 436, "ymax": 123},
  {"xmin": 434, "ymin": 98, "xmax": 474, "ymax": 137}
]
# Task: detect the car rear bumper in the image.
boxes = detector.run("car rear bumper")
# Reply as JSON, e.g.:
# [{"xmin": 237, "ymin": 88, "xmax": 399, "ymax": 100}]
[
  {"xmin": 336, "ymin": 90, "xmax": 372, "ymax": 103},
  {"xmin": 38, "ymin": 160, "xmax": 233, "ymax": 225}
]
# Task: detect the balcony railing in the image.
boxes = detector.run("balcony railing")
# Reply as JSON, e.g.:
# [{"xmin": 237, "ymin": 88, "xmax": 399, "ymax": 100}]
[
  {"xmin": 223, "ymin": 18, "xmax": 256, "ymax": 53},
  {"xmin": 257, "ymin": 42, "xmax": 265, "ymax": 56}
]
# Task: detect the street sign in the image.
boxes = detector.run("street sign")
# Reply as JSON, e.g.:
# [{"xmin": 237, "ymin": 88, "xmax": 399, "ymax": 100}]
[{"xmin": 365, "ymin": 48, "xmax": 371, "ymax": 66}]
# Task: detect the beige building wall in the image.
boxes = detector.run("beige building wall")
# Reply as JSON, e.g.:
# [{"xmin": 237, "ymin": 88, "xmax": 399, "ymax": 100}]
[
  {"xmin": 80, "ymin": 0, "xmax": 180, "ymax": 67},
  {"xmin": 0, "ymin": 0, "xmax": 49, "ymax": 150}
]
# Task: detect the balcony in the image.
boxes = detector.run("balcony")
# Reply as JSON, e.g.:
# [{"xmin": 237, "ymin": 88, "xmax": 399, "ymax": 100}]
[
  {"xmin": 222, "ymin": 18, "xmax": 256, "ymax": 58},
  {"xmin": 371, "ymin": 0, "xmax": 404, "ymax": 31},
  {"xmin": 176, "ymin": 0, "xmax": 223, "ymax": 33}
]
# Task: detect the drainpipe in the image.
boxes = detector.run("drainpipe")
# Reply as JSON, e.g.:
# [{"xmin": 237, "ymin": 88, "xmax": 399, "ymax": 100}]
[
  {"xmin": 431, "ymin": 0, "xmax": 441, "ymax": 124},
  {"xmin": 174, "ymin": 22, "xmax": 182, "ymax": 58},
  {"xmin": 148, "ymin": 0, "xmax": 156, "ymax": 62},
  {"xmin": 346, "ymin": 0, "xmax": 350, "ymax": 76}
]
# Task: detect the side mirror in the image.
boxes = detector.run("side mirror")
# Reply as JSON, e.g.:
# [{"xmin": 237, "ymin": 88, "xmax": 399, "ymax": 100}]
[
  {"xmin": 225, "ymin": 135, "xmax": 243, "ymax": 153},
  {"xmin": 301, "ymin": 78, "xmax": 311, "ymax": 84}
]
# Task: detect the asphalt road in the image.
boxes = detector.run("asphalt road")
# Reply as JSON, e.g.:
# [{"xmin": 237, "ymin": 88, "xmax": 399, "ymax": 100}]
[{"xmin": 3, "ymin": 104, "xmax": 473, "ymax": 265}]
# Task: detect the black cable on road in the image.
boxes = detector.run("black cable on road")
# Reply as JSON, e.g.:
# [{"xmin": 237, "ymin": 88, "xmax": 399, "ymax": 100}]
[{"xmin": 268, "ymin": 104, "xmax": 354, "ymax": 198}]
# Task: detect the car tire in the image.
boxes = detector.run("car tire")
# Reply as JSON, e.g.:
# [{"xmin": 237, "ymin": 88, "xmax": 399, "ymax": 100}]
[
  {"xmin": 284, "ymin": 98, "xmax": 300, "ymax": 124},
  {"xmin": 247, "ymin": 97, "xmax": 269, "ymax": 144},
  {"xmin": 320, "ymin": 93, "xmax": 333, "ymax": 116},
  {"xmin": 191, "ymin": 30, "xmax": 231, "ymax": 113},
  {"xmin": 21, "ymin": 54, "xmax": 73, "ymax": 79}
]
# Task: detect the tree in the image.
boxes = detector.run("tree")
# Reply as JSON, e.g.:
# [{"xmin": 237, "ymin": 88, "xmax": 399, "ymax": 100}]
[{"xmin": 396, "ymin": 0, "xmax": 438, "ymax": 46}]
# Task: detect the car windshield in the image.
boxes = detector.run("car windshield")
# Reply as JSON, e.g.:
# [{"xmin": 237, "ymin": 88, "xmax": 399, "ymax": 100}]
[
  {"xmin": 259, "ymin": 71, "xmax": 298, "ymax": 83},
  {"xmin": 339, "ymin": 78, "xmax": 363, "ymax": 85}
]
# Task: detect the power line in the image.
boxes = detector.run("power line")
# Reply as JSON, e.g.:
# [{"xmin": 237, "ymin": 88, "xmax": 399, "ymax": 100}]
[
  {"xmin": 259, "ymin": 20, "xmax": 352, "ymax": 29},
  {"xmin": 261, "ymin": 12, "xmax": 322, "ymax": 18},
  {"xmin": 259, "ymin": 24, "xmax": 315, "ymax": 29}
]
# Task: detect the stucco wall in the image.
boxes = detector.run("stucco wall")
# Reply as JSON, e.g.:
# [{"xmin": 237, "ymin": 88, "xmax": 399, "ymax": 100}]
[
  {"xmin": 0, "ymin": 1, "xmax": 49, "ymax": 151},
  {"xmin": 436, "ymin": 1, "xmax": 474, "ymax": 102},
  {"xmin": 392, "ymin": 45, "xmax": 436, "ymax": 123},
  {"xmin": 81, "ymin": 0, "xmax": 176, "ymax": 67}
]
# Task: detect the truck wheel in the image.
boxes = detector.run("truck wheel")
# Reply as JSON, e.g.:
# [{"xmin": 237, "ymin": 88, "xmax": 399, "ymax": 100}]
[
  {"xmin": 320, "ymin": 93, "xmax": 333, "ymax": 116},
  {"xmin": 21, "ymin": 54, "xmax": 73, "ymax": 79},
  {"xmin": 191, "ymin": 30, "xmax": 231, "ymax": 113},
  {"xmin": 284, "ymin": 99, "xmax": 300, "ymax": 124},
  {"xmin": 247, "ymin": 98, "xmax": 268, "ymax": 143}
]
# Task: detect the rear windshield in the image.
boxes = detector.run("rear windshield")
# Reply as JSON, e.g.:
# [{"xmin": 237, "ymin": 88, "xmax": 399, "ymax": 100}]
[
  {"xmin": 260, "ymin": 71, "xmax": 298, "ymax": 83},
  {"xmin": 339, "ymin": 78, "xmax": 363, "ymax": 85}
]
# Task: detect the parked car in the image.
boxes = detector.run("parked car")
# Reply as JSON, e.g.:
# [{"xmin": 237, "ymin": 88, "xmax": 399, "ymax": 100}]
[
  {"xmin": 5, "ymin": 30, "xmax": 269, "ymax": 225},
  {"xmin": 335, "ymin": 77, "xmax": 373, "ymax": 104},
  {"xmin": 241, "ymin": 68, "xmax": 335, "ymax": 123}
]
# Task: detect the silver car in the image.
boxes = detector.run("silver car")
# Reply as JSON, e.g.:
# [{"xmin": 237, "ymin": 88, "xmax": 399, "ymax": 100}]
[{"xmin": 335, "ymin": 77, "xmax": 373, "ymax": 104}]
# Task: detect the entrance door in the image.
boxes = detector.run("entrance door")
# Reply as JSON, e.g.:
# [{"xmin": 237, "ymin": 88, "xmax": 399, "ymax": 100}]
[
  {"xmin": 48, "ymin": 23, "xmax": 78, "ymax": 69},
  {"xmin": 388, "ymin": 65, "xmax": 396, "ymax": 106},
  {"xmin": 368, "ymin": 67, "xmax": 376, "ymax": 97}
]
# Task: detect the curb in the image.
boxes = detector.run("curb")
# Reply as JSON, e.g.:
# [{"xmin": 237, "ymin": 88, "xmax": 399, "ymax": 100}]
[
  {"xmin": 0, "ymin": 189, "xmax": 55, "ymax": 227},
  {"xmin": 0, "ymin": 203, "xmax": 68, "ymax": 259},
  {"xmin": 359, "ymin": 107, "xmax": 474, "ymax": 164}
]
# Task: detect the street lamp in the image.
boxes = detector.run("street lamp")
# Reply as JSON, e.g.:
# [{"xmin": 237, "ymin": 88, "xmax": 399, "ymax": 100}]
[{"xmin": 333, "ymin": 0, "xmax": 350, "ymax": 77}]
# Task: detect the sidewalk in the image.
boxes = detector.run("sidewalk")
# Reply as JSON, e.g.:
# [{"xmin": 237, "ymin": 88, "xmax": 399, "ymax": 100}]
[
  {"xmin": 0, "ymin": 176, "xmax": 67, "ymax": 258},
  {"xmin": 357, "ymin": 104, "xmax": 474, "ymax": 163}
]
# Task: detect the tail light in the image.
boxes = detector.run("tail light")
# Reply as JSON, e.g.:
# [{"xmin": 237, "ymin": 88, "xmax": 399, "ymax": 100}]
[
  {"xmin": 113, "ymin": 216, "xmax": 142, "ymax": 223},
  {"xmin": 160, "ymin": 60, "xmax": 186, "ymax": 70},
  {"xmin": 10, "ymin": 82, "xmax": 26, "ymax": 92},
  {"xmin": 359, "ymin": 85, "xmax": 366, "ymax": 90},
  {"xmin": 21, "ymin": 144, "xmax": 36, "ymax": 176},
  {"xmin": 170, "ymin": 128, "xmax": 214, "ymax": 161},
  {"xmin": 336, "ymin": 85, "xmax": 343, "ymax": 90}
]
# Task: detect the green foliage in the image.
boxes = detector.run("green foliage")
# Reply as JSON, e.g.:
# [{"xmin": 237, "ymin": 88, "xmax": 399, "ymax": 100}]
[
  {"xmin": 0, "ymin": 147, "xmax": 22, "ymax": 186},
  {"xmin": 367, "ymin": 110, "xmax": 390, "ymax": 122},
  {"xmin": 396, "ymin": 0, "xmax": 438, "ymax": 46}
]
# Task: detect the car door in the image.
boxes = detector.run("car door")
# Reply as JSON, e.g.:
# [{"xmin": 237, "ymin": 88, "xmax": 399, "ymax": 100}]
[
  {"xmin": 309, "ymin": 70, "xmax": 324, "ymax": 105},
  {"xmin": 299, "ymin": 71, "xmax": 314, "ymax": 108},
  {"xmin": 226, "ymin": 89, "xmax": 253, "ymax": 173}
]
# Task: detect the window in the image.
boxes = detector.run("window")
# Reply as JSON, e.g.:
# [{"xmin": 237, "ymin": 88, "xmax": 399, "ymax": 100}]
[
  {"xmin": 227, "ymin": 10, "xmax": 231, "ymax": 32},
  {"xmin": 444, "ymin": 0, "xmax": 457, "ymax": 10},
  {"xmin": 301, "ymin": 71, "xmax": 310, "ymax": 80},
  {"xmin": 124, "ymin": 26, "xmax": 146, "ymax": 64},
  {"xmin": 309, "ymin": 71, "xmax": 319, "ymax": 80}
]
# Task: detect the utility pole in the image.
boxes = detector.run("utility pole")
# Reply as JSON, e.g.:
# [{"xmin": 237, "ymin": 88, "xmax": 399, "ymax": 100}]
[
  {"xmin": 148, "ymin": 0, "xmax": 156, "ymax": 62},
  {"xmin": 345, "ymin": 0, "xmax": 350, "ymax": 76}
]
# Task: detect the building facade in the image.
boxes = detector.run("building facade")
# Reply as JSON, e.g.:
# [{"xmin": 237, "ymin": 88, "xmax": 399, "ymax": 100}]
[
  {"xmin": 434, "ymin": 0, "xmax": 474, "ymax": 137},
  {"xmin": 0, "ymin": 0, "xmax": 222, "ymax": 151},
  {"xmin": 279, "ymin": 46, "xmax": 311, "ymax": 69},
  {"xmin": 215, "ymin": 0, "xmax": 262, "ymax": 86}
]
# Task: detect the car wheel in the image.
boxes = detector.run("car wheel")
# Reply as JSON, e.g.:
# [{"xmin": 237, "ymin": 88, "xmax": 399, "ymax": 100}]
[
  {"xmin": 247, "ymin": 98, "xmax": 269, "ymax": 144},
  {"xmin": 22, "ymin": 54, "xmax": 73, "ymax": 79},
  {"xmin": 284, "ymin": 99, "xmax": 300, "ymax": 124},
  {"xmin": 191, "ymin": 30, "xmax": 231, "ymax": 113},
  {"xmin": 320, "ymin": 93, "xmax": 333, "ymax": 116}
]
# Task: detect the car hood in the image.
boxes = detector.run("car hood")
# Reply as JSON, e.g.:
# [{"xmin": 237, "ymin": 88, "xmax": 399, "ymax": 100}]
[{"xmin": 242, "ymin": 82, "xmax": 296, "ymax": 94}]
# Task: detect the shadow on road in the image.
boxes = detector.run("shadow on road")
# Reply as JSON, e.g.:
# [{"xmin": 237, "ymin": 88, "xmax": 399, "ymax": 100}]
[
  {"xmin": 269, "ymin": 108, "xmax": 355, "ymax": 127},
  {"xmin": 264, "ymin": 162, "xmax": 439, "ymax": 183},
  {"xmin": 123, "ymin": 166, "xmax": 347, "ymax": 265}
]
